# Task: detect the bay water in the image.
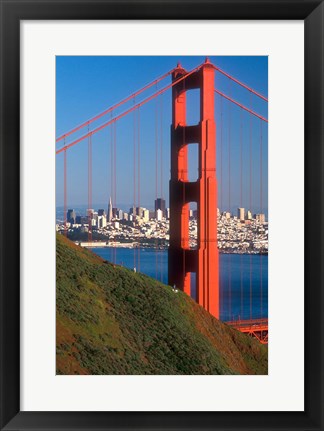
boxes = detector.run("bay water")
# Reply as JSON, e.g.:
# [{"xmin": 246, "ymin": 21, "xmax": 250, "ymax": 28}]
[{"xmin": 90, "ymin": 247, "xmax": 268, "ymax": 322}]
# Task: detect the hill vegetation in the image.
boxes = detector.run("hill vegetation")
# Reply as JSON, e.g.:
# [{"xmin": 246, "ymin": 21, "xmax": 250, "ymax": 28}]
[{"xmin": 56, "ymin": 234, "xmax": 268, "ymax": 375}]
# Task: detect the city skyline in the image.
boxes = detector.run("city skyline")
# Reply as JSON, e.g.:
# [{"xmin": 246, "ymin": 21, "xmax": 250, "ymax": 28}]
[
  {"xmin": 57, "ymin": 196, "xmax": 268, "ymax": 257},
  {"xmin": 56, "ymin": 197, "xmax": 268, "ymax": 221}
]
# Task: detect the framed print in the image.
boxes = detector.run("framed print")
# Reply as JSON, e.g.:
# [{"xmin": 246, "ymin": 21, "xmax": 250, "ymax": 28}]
[{"xmin": 0, "ymin": 0, "xmax": 323, "ymax": 430}]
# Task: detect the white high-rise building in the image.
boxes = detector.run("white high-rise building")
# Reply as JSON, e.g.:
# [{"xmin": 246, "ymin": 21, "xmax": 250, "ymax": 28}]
[
  {"xmin": 138, "ymin": 207, "xmax": 145, "ymax": 218},
  {"xmin": 108, "ymin": 196, "xmax": 113, "ymax": 222},
  {"xmin": 143, "ymin": 209, "xmax": 150, "ymax": 222},
  {"xmin": 256, "ymin": 213, "xmax": 266, "ymax": 223},
  {"xmin": 156, "ymin": 209, "xmax": 163, "ymax": 221},
  {"xmin": 247, "ymin": 210, "xmax": 252, "ymax": 220},
  {"xmin": 237, "ymin": 207, "xmax": 245, "ymax": 221},
  {"xmin": 97, "ymin": 215, "xmax": 107, "ymax": 229}
]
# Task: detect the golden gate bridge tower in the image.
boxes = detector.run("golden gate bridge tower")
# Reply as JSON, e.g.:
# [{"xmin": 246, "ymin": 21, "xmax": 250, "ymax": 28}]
[{"xmin": 168, "ymin": 58, "xmax": 219, "ymax": 319}]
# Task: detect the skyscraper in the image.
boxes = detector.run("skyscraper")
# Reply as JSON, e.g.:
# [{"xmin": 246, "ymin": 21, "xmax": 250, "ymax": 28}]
[
  {"xmin": 237, "ymin": 207, "xmax": 245, "ymax": 222},
  {"xmin": 256, "ymin": 213, "xmax": 266, "ymax": 223},
  {"xmin": 108, "ymin": 196, "xmax": 113, "ymax": 222},
  {"xmin": 67, "ymin": 209, "xmax": 76, "ymax": 224},
  {"xmin": 156, "ymin": 209, "xmax": 163, "ymax": 221},
  {"xmin": 98, "ymin": 209, "xmax": 106, "ymax": 217},
  {"xmin": 117, "ymin": 209, "xmax": 123, "ymax": 220},
  {"xmin": 155, "ymin": 198, "xmax": 166, "ymax": 214}
]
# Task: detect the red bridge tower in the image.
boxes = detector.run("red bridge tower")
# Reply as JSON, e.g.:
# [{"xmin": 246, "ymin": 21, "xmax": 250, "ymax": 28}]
[{"xmin": 168, "ymin": 59, "xmax": 219, "ymax": 319}]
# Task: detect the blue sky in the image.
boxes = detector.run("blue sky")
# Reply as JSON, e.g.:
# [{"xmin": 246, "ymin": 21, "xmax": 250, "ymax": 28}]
[{"xmin": 56, "ymin": 56, "xmax": 268, "ymax": 215}]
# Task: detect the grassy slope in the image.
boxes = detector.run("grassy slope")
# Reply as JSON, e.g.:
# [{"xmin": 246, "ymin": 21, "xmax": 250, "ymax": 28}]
[{"xmin": 56, "ymin": 234, "xmax": 268, "ymax": 375}]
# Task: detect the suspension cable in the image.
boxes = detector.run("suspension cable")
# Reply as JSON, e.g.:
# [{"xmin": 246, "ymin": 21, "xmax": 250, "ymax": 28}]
[
  {"xmin": 214, "ymin": 65, "xmax": 268, "ymax": 102},
  {"xmin": 160, "ymin": 93, "xmax": 164, "ymax": 282},
  {"xmin": 114, "ymin": 121, "xmax": 117, "ymax": 264},
  {"xmin": 137, "ymin": 107, "xmax": 141, "ymax": 272},
  {"xmin": 240, "ymin": 108, "xmax": 243, "ymax": 320},
  {"xmin": 228, "ymin": 90, "xmax": 232, "ymax": 321},
  {"xmin": 155, "ymin": 84, "xmax": 159, "ymax": 280},
  {"xmin": 249, "ymin": 94, "xmax": 253, "ymax": 322},
  {"xmin": 63, "ymin": 139, "xmax": 67, "ymax": 237},
  {"xmin": 56, "ymin": 65, "xmax": 203, "ymax": 155},
  {"xmin": 215, "ymin": 90, "xmax": 268, "ymax": 123},
  {"xmin": 56, "ymin": 68, "xmax": 175, "ymax": 144},
  {"xmin": 260, "ymin": 120, "xmax": 263, "ymax": 327},
  {"xmin": 133, "ymin": 98, "xmax": 137, "ymax": 271},
  {"xmin": 88, "ymin": 131, "xmax": 92, "ymax": 243},
  {"xmin": 110, "ymin": 113, "xmax": 114, "ymax": 263}
]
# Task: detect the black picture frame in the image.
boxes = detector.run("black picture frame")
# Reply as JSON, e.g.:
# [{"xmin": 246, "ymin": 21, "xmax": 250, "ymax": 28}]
[{"xmin": 0, "ymin": 1, "xmax": 323, "ymax": 430}]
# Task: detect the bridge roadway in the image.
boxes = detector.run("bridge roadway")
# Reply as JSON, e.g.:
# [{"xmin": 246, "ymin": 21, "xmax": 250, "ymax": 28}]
[{"xmin": 226, "ymin": 318, "xmax": 268, "ymax": 344}]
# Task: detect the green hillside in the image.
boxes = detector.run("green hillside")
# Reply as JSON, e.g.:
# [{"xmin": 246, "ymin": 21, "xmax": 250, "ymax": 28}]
[{"xmin": 56, "ymin": 234, "xmax": 268, "ymax": 375}]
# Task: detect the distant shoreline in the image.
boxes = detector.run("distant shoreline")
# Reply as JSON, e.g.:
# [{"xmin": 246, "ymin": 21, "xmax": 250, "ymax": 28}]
[{"xmin": 77, "ymin": 241, "xmax": 268, "ymax": 255}]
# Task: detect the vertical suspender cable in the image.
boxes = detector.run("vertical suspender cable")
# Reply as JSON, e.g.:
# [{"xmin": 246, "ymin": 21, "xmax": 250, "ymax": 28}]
[
  {"xmin": 260, "ymin": 120, "xmax": 263, "ymax": 326},
  {"xmin": 155, "ymin": 85, "xmax": 159, "ymax": 280},
  {"xmin": 137, "ymin": 107, "xmax": 141, "ymax": 272},
  {"xmin": 110, "ymin": 113, "xmax": 114, "ymax": 263},
  {"xmin": 133, "ymin": 98, "xmax": 137, "ymax": 271},
  {"xmin": 228, "ymin": 95, "xmax": 232, "ymax": 320},
  {"xmin": 160, "ymin": 94, "xmax": 164, "ymax": 283},
  {"xmin": 240, "ymin": 109, "xmax": 243, "ymax": 320},
  {"xmin": 88, "ymin": 131, "xmax": 92, "ymax": 243},
  {"xmin": 249, "ymin": 93, "xmax": 253, "ymax": 322},
  {"xmin": 114, "ymin": 120, "xmax": 117, "ymax": 264},
  {"xmin": 220, "ymin": 95, "xmax": 223, "ymax": 213},
  {"xmin": 63, "ymin": 139, "xmax": 67, "ymax": 237},
  {"xmin": 219, "ymin": 94, "xmax": 223, "ymax": 316}
]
